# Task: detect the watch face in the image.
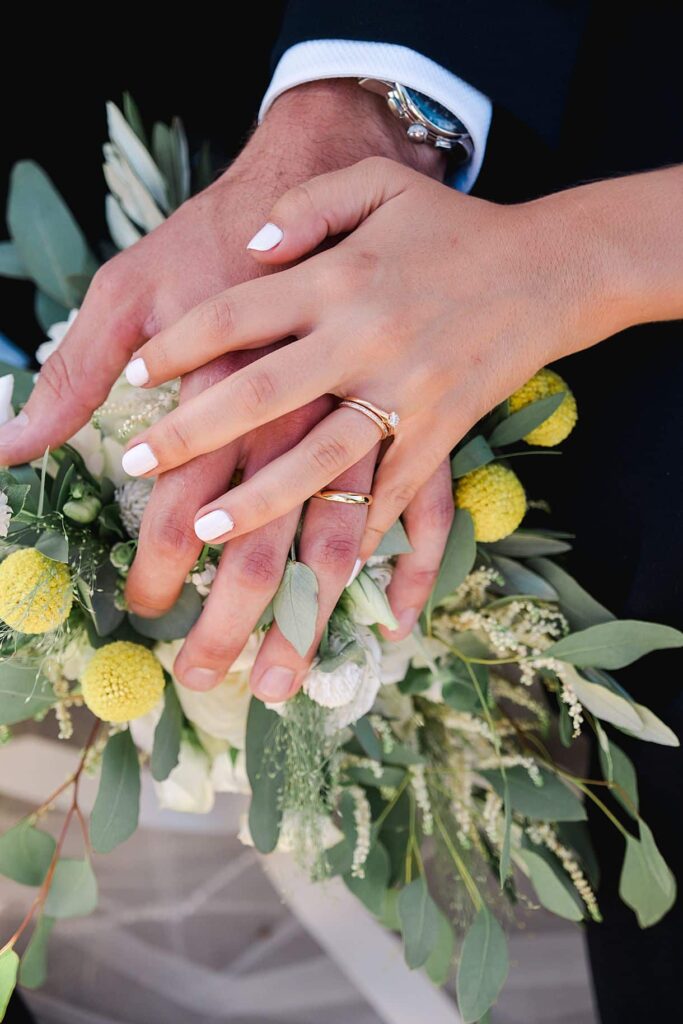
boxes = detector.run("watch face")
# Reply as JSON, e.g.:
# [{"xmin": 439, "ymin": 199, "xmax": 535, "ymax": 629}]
[{"xmin": 403, "ymin": 87, "xmax": 463, "ymax": 134}]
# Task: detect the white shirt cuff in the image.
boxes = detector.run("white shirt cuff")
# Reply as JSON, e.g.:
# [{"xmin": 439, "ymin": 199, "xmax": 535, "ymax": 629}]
[{"xmin": 259, "ymin": 40, "xmax": 492, "ymax": 193}]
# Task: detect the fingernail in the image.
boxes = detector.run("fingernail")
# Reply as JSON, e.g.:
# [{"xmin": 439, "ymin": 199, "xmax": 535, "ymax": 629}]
[
  {"xmin": 182, "ymin": 667, "xmax": 222, "ymax": 690},
  {"xmin": 256, "ymin": 666, "xmax": 296, "ymax": 702},
  {"xmin": 194, "ymin": 509, "xmax": 235, "ymax": 542},
  {"xmin": 0, "ymin": 411, "xmax": 29, "ymax": 446},
  {"xmin": 122, "ymin": 442, "xmax": 158, "ymax": 477},
  {"xmin": 246, "ymin": 222, "xmax": 283, "ymax": 251},
  {"xmin": 390, "ymin": 607, "xmax": 420, "ymax": 636},
  {"xmin": 346, "ymin": 559, "xmax": 363, "ymax": 587},
  {"xmin": 125, "ymin": 357, "xmax": 150, "ymax": 387}
]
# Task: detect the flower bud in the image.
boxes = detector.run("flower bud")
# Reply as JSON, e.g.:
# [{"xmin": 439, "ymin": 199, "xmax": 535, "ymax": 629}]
[
  {"xmin": 63, "ymin": 495, "xmax": 102, "ymax": 524},
  {"xmin": 346, "ymin": 571, "xmax": 398, "ymax": 630}
]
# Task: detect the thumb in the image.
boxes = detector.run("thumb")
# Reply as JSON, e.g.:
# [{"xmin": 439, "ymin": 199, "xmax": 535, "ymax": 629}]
[{"xmin": 245, "ymin": 156, "xmax": 415, "ymax": 264}]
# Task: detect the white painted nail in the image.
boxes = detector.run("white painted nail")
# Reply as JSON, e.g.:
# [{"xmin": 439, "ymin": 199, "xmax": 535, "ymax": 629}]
[
  {"xmin": 121, "ymin": 442, "xmax": 158, "ymax": 477},
  {"xmin": 346, "ymin": 559, "xmax": 363, "ymax": 588},
  {"xmin": 246, "ymin": 222, "xmax": 283, "ymax": 251},
  {"xmin": 194, "ymin": 509, "xmax": 235, "ymax": 542},
  {"xmin": 125, "ymin": 357, "xmax": 150, "ymax": 387}
]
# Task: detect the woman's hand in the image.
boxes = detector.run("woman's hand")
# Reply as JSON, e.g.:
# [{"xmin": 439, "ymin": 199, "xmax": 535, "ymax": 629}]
[{"xmin": 122, "ymin": 157, "xmax": 626, "ymax": 562}]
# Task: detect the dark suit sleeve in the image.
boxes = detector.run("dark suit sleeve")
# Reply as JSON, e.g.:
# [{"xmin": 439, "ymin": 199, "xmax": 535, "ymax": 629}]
[{"xmin": 272, "ymin": 0, "xmax": 591, "ymax": 145}]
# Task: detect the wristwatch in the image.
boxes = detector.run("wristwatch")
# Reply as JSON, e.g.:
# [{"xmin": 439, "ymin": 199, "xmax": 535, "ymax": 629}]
[{"xmin": 359, "ymin": 78, "xmax": 473, "ymax": 163}]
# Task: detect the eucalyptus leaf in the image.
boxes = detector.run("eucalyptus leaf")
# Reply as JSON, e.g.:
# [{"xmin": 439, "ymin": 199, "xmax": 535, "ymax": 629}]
[
  {"xmin": 122, "ymin": 92, "xmax": 147, "ymax": 145},
  {"xmin": 344, "ymin": 842, "xmax": 390, "ymax": 916},
  {"xmin": 598, "ymin": 736, "xmax": 639, "ymax": 816},
  {"xmin": 345, "ymin": 765, "xmax": 405, "ymax": 789},
  {"xmin": 374, "ymin": 519, "xmax": 413, "ymax": 556},
  {"xmin": 619, "ymin": 821, "xmax": 676, "ymax": 927},
  {"xmin": 442, "ymin": 660, "xmax": 489, "ymax": 713},
  {"xmin": 425, "ymin": 910, "xmax": 455, "ymax": 986},
  {"xmin": 487, "ymin": 393, "xmax": 566, "ymax": 447},
  {"xmin": 0, "ymin": 822, "xmax": 55, "ymax": 886},
  {"xmin": 481, "ymin": 766, "xmax": 586, "ymax": 822},
  {"xmin": 0, "ymin": 949, "xmax": 19, "ymax": 1020},
  {"xmin": 527, "ymin": 557, "xmax": 614, "ymax": 629},
  {"xmin": 520, "ymin": 848, "xmax": 583, "ymax": 921},
  {"xmin": 273, "ymin": 561, "xmax": 319, "ymax": 657},
  {"xmin": 428, "ymin": 509, "xmax": 476, "ymax": 613},
  {"xmin": 107, "ymin": 102, "xmax": 169, "ymax": 213},
  {"xmin": 9, "ymin": 463, "xmax": 41, "ymax": 515},
  {"xmin": 0, "ymin": 666, "xmax": 56, "ymax": 726},
  {"xmin": 500, "ymin": 778, "xmax": 512, "ymax": 884},
  {"xmin": 83, "ymin": 561, "xmax": 125, "ymax": 637},
  {"xmin": 558, "ymin": 666, "xmax": 643, "ymax": 732},
  {"xmin": 18, "ymin": 914, "xmax": 54, "ymax": 989},
  {"xmin": 545, "ymin": 620, "xmax": 683, "ymax": 669},
  {"xmin": 451, "ymin": 435, "xmax": 494, "ymax": 478},
  {"xmin": 0, "ymin": 241, "xmax": 28, "ymax": 279},
  {"xmin": 245, "ymin": 698, "xmax": 284, "ymax": 853},
  {"xmin": 34, "ymin": 529, "xmax": 69, "ymax": 564},
  {"xmin": 151, "ymin": 684, "xmax": 183, "ymax": 781},
  {"xmin": 621, "ymin": 703, "xmax": 680, "ymax": 747},
  {"xmin": 129, "ymin": 584, "xmax": 202, "ymax": 641},
  {"xmin": 382, "ymin": 743, "xmax": 425, "ymax": 767},
  {"xmin": 44, "ymin": 858, "xmax": 98, "ymax": 919},
  {"xmin": 486, "ymin": 530, "xmax": 573, "ymax": 557},
  {"xmin": 8, "ymin": 161, "xmax": 97, "ymax": 306},
  {"xmin": 379, "ymin": 789, "xmax": 411, "ymax": 886},
  {"xmin": 34, "ymin": 291, "xmax": 70, "ymax": 332},
  {"xmin": 456, "ymin": 908, "xmax": 509, "ymax": 1023},
  {"xmin": 557, "ymin": 821, "xmax": 601, "ymax": 889},
  {"xmin": 491, "ymin": 555, "xmax": 558, "ymax": 600},
  {"xmin": 397, "ymin": 877, "xmax": 440, "ymax": 969},
  {"xmin": 90, "ymin": 730, "xmax": 141, "ymax": 853},
  {"xmin": 354, "ymin": 717, "xmax": 383, "ymax": 761}
]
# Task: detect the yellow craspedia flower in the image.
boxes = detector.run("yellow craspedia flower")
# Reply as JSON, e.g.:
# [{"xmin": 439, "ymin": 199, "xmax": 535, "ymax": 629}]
[
  {"xmin": 455, "ymin": 464, "xmax": 526, "ymax": 542},
  {"xmin": 81, "ymin": 641, "xmax": 164, "ymax": 723},
  {"xmin": 0, "ymin": 549, "xmax": 73, "ymax": 634},
  {"xmin": 508, "ymin": 367, "xmax": 578, "ymax": 446}
]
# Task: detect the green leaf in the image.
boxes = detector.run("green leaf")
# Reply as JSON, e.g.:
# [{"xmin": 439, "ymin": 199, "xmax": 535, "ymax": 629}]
[
  {"xmin": 273, "ymin": 561, "xmax": 319, "ymax": 657},
  {"xmin": 374, "ymin": 518, "xmax": 413, "ymax": 556},
  {"xmin": 623, "ymin": 703, "xmax": 679, "ymax": 747},
  {"xmin": 442, "ymin": 660, "xmax": 489, "ymax": 713},
  {"xmin": 44, "ymin": 858, "xmax": 98, "ymax": 918},
  {"xmin": 527, "ymin": 557, "xmax": 614, "ymax": 630},
  {"xmin": 377, "ymin": 888, "xmax": 401, "ymax": 931},
  {"xmin": 486, "ymin": 530, "xmax": 572, "ymax": 557},
  {"xmin": 451, "ymin": 435, "xmax": 494, "ymax": 478},
  {"xmin": 425, "ymin": 909, "xmax": 455, "ymax": 986},
  {"xmin": 245, "ymin": 698, "xmax": 284, "ymax": 853},
  {"xmin": 34, "ymin": 291, "xmax": 70, "ymax": 332},
  {"xmin": 546, "ymin": 620, "xmax": 683, "ymax": 669},
  {"xmin": 345, "ymin": 765, "xmax": 405, "ymax": 789},
  {"xmin": 598, "ymin": 735, "xmax": 639, "ymax": 816},
  {"xmin": 456, "ymin": 908, "xmax": 509, "ymax": 1023},
  {"xmin": 122, "ymin": 92, "xmax": 147, "ymax": 146},
  {"xmin": 397, "ymin": 877, "xmax": 440, "ymax": 969},
  {"xmin": 34, "ymin": 528, "xmax": 69, "ymax": 563},
  {"xmin": 90, "ymin": 730, "xmax": 140, "ymax": 853},
  {"xmin": 557, "ymin": 821, "xmax": 600, "ymax": 889},
  {"xmin": 19, "ymin": 915, "xmax": 54, "ymax": 989},
  {"xmin": 0, "ymin": 949, "xmax": 19, "ymax": 1021},
  {"xmin": 481, "ymin": 766, "xmax": 586, "ymax": 822},
  {"xmin": 499, "ymin": 778, "xmax": 512, "ymax": 884},
  {"xmin": 129, "ymin": 584, "xmax": 203, "ymax": 641},
  {"xmin": 344, "ymin": 842, "xmax": 390, "ymax": 916},
  {"xmin": 487, "ymin": 393, "xmax": 566, "ymax": 447},
  {"xmin": 379, "ymin": 789, "xmax": 411, "ymax": 886},
  {"xmin": 491, "ymin": 555, "xmax": 558, "ymax": 600},
  {"xmin": 428, "ymin": 509, "xmax": 476, "ymax": 613},
  {"xmin": 0, "ymin": 241, "xmax": 28, "ymax": 279},
  {"xmin": 559, "ymin": 666, "xmax": 643, "ymax": 732},
  {"xmin": 81, "ymin": 561, "xmax": 125, "ymax": 638},
  {"xmin": 519, "ymin": 848, "xmax": 583, "ymax": 921},
  {"xmin": 8, "ymin": 161, "xmax": 97, "ymax": 306},
  {"xmin": 0, "ymin": 822, "xmax": 55, "ymax": 886},
  {"xmin": 382, "ymin": 743, "xmax": 425, "ymax": 767},
  {"xmin": 619, "ymin": 821, "xmax": 676, "ymax": 927},
  {"xmin": 0, "ymin": 666, "xmax": 56, "ymax": 726},
  {"xmin": 151, "ymin": 684, "xmax": 183, "ymax": 781},
  {"xmin": 354, "ymin": 716, "xmax": 383, "ymax": 761}
]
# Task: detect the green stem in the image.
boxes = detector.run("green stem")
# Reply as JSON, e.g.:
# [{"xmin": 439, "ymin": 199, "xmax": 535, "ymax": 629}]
[{"xmin": 433, "ymin": 809, "xmax": 482, "ymax": 910}]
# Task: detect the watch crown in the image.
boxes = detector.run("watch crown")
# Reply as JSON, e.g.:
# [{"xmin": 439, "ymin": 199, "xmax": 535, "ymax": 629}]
[{"xmin": 407, "ymin": 123, "xmax": 429, "ymax": 143}]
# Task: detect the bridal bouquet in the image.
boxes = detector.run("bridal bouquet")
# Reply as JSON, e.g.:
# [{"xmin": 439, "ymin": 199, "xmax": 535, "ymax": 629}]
[{"xmin": 0, "ymin": 99, "xmax": 680, "ymax": 1023}]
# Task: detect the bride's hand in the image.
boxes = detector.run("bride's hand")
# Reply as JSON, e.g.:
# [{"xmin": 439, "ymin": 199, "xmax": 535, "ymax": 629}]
[{"xmin": 122, "ymin": 156, "xmax": 621, "ymax": 562}]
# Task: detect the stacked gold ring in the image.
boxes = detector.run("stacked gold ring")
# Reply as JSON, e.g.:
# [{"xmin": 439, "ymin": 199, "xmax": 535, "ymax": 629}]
[
  {"xmin": 339, "ymin": 396, "xmax": 400, "ymax": 440},
  {"xmin": 313, "ymin": 490, "xmax": 373, "ymax": 506}
]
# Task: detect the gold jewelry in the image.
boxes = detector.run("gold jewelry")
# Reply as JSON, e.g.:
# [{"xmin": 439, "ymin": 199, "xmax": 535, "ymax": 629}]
[
  {"xmin": 339, "ymin": 397, "xmax": 400, "ymax": 440},
  {"xmin": 313, "ymin": 490, "xmax": 373, "ymax": 506}
]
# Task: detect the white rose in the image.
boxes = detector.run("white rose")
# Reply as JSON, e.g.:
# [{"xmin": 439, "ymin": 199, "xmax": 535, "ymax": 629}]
[
  {"xmin": 128, "ymin": 701, "xmax": 163, "ymax": 755},
  {"xmin": 211, "ymin": 749, "xmax": 250, "ymax": 794},
  {"xmin": 305, "ymin": 629, "xmax": 383, "ymax": 730},
  {"xmin": 155, "ymin": 740, "xmax": 214, "ymax": 814},
  {"xmin": 68, "ymin": 424, "xmax": 127, "ymax": 486}
]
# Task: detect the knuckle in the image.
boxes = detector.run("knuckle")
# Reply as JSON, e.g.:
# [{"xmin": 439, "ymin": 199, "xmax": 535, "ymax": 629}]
[
  {"xmin": 160, "ymin": 415, "xmax": 194, "ymax": 461},
  {"xmin": 424, "ymin": 495, "xmax": 455, "ymax": 532},
  {"xmin": 198, "ymin": 293, "xmax": 234, "ymax": 339},
  {"xmin": 310, "ymin": 532, "xmax": 358, "ymax": 572},
  {"xmin": 39, "ymin": 348, "xmax": 85, "ymax": 409},
  {"xmin": 385, "ymin": 481, "xmax": 419, "ymax": 512},
  {"xmin": 404, "ymin": 565, "xmax": 440, "ymax": 589},
  {"xmin": 90, "ymin": 258, "xmax": 130, "ymax": 302},
  {"xmin": 306, "ymin": 433, "xmax": 350, "ymax": 475},
  {"xmin": 187, "ymin": 634, "xmax": 238, "ymax": 667},
  {"xmin": 230, "ymin": 369, "xmax": 277, "ymax": 419},
  {"xmin": 146, "ymin": 508, "xmax": 199, "ymax": 561},
  {"xmin": 237, "ymin": 543, "xmax": 283, "ymax": 589}
]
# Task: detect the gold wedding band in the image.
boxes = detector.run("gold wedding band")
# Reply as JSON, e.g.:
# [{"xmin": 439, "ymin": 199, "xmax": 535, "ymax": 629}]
[
  {"xmin": 339, "ymin": 396, "xmax": 400, "ymax": 440},
  {"xmin": 313, "ymin": 490, "xmax": 374, "ymax": 506}
]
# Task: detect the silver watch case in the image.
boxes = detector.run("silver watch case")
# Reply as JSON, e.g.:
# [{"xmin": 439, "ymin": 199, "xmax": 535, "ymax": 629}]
[{"xmin": 359, "ymin": 78, "xmax": 473, "ymax": 161}]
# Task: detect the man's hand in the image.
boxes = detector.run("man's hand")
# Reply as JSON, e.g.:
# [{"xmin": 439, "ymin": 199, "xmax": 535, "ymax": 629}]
[{"xmin": 0, "ymin": 81, "xmax": 453, "ymax": 699}]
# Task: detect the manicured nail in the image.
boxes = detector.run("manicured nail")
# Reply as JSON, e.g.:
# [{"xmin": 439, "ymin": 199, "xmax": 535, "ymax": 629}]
[
  {"xmin": 247, "ymin": 222, "xmax": 283, "ymax": 251},
  {"xmin": 125, "ymin": 357, "xmax": 150, "ymax": 387},
  {"xmin": 257, "ymin": 666, "xmax": 296, "ymax": 702},
  {"xmin": 122, "ymin": 442, "xmax": 158, "ymax": 477},
  {"xmin": 346, "ymin": 559, "xmax": 363, "ymax": 587},
  {"xmin": 194, "ymin": 509, "xmax": 235, "ymax": 542},
  {"xmin": 0, "ymin": 411, "xmax": 29, "ymax": 446},
  {"xmin": 182, "ymin": 667, "xmax": 221, "ymax": 690}
]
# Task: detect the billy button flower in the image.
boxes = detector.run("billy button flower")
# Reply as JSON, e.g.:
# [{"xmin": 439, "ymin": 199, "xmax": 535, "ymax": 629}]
[
  {"xmin": 81, "ymin": 641, "xmax": 164, "ymax": 723},
  {"xmin": 0, "ymin": 549, "xmax": 73, "ymax": 634},
  {"xmin": 455, "ymin": 464, "xmax": 526, "ymax": 543},
  {"xmin": 509, "ymin": 368, "xmax": 578, "ymax": 447}
]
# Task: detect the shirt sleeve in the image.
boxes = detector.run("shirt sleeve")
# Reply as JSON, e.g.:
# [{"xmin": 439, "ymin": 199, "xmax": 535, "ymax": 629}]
[{"xmin": 259, "ymin": 40, "xmax": 493, "ymax": 193}]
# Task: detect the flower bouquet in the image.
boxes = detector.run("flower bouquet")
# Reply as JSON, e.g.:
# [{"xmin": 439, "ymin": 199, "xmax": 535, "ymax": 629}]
[{"xmin": 0, "ymin": 99, "xmax": 680, "ymax": 1023}]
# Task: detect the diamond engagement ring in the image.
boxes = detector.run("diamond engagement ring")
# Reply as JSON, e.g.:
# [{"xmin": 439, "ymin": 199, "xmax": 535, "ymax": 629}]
[{"xmin": 338, "ymin": 397, "xmax": 400, "ymax": 440}]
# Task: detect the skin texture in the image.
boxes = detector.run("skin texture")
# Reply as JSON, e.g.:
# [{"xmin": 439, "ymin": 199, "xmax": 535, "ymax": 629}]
[{"xmin": 0, "ymin": 82, "xmax": 453, "ymax": 702}]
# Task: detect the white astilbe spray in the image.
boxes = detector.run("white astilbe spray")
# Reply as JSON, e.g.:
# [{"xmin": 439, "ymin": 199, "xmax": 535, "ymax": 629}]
[
  {"xmin": 527, "ymin": 823, "xmax": 601, "ymax": 921},
  {"xmin": 531, "ymin": 657, "xmax": 585, "ymax": 736},
  {"xmin": 479, "ymin": 754, "xmax": 541, "ymax": 785},
  {"xmin": 410, "ymin": 763, "xmax": 433, "ymax": 835},
  {"xmin": 369, "ymin": 714, "xmax": 395, "ymax": 754},
  {"xmin": 349, "ymin": 785, "xmax": 372, "ymax": 878},
  {"xmin": 482, "ymin": 790, "xmax": 503, "ymax": 849}
]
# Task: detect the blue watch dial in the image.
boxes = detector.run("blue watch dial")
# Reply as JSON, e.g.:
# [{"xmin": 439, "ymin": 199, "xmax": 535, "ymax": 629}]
[{"xmin": 403, "ymin": 87, "xmax": 465, "ymax": 134}]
